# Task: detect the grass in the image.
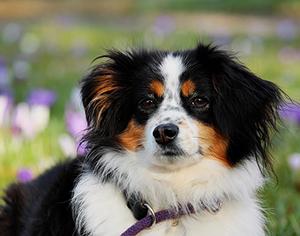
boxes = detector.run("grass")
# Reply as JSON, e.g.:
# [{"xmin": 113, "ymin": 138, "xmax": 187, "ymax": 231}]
[
  {"xmin": 1, "ymin": 13, "xmax": 300, "ymax": 235},
  {"xmin": 264, "ymin": 124, "xmax": 300, "ymax": 235}
]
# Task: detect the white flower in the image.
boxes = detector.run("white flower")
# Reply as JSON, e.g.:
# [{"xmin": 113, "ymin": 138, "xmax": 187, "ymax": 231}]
[{"xmin": 288, "ymin": 153, "xmax": 300, "ymax": 171}]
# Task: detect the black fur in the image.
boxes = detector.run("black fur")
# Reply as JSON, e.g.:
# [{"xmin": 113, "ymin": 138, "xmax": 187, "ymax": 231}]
[
  {"xmin": 0, "ymin": 158, "xmax": 82, "ymax": 236},
  {"xmin": 0, "ymin": 43, "xmax": 286, "ymax": 235},
  {"xmin": 187, "ymin": 44, "xmax": 284, "ymax": 173}
]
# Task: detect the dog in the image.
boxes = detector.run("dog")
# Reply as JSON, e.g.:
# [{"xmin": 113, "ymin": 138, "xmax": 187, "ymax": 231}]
[{"xmin": 0, "ymin": 43, "xmax": 285, "ymax": 236}]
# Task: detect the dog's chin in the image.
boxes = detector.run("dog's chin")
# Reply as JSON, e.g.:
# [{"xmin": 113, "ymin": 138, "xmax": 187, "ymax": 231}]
[{"xmin": 149, "ymin": 148, "xmax": 201, "ymax": 170}]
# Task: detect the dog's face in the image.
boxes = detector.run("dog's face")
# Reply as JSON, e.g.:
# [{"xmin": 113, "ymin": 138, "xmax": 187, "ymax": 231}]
[
  {"xmin": 131, "ymin": 54, "xmax": 228, "ymax": 168},
  {"xmin": 81, "ymin": 44, "xmax": 283, "ymax": 172}
]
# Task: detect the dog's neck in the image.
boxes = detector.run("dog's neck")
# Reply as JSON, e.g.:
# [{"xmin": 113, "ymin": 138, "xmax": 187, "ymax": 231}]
[
  {"xmin": 73, "ymin": 153, "xmax": 266, "ymax": 236},
  {"xmin": 93, "ymin": 151, "xmax": 264, "ymax": 212},
  {"xmin": 125, "ymin": 191, "xmax": 223, "ymax": 221}
]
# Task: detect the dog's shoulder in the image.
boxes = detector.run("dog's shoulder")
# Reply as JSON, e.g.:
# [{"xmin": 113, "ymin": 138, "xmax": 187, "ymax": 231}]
[{"xmin": 0, "ymin": 157, "xmax": 82, "ymax": 236}]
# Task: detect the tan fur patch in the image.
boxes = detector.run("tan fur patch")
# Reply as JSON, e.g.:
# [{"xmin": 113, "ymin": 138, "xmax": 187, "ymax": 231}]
[
  {"xmin": 197, "ymin": 122, "xmax": 230, "ymax": 166},
  {"xmin": 118, "ymin": 120, "xmax": 145, "ymax": 152},
  {"xmin": 88, "ymin": 75, "xmax": 118, "ymax": 128},
  {"xmin": 149, "ymin": 80, "xmax": 164, "ymax": 97},
  {"xmin": 181, "ymin": 79, "xmax": 196, "ymax": 97},
  {"xmin": 93, "ymin": 75, "xmax": 118, "ymax": 97}
]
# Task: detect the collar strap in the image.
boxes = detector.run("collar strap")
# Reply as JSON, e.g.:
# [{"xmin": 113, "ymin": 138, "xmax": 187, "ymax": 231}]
[
  {"xmin": 126, "ymin": 193, "xmax": 223, "ymax": 220},
  {"xmin": 123, "ymin": 199, "xmax": 222, "ymax": 236},
  {"xmin": 124, "ymin": 192, "xmax": 222, "ymax": 236},
  {"xmin": 121, "ymin": 203, "xmax": 196, "ymax": 236}
]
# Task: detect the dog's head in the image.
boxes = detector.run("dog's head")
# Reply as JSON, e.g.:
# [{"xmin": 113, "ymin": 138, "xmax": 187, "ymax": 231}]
[{"xmin": 81, "ymin": 43, "xmax": 284, "ymax": 173}]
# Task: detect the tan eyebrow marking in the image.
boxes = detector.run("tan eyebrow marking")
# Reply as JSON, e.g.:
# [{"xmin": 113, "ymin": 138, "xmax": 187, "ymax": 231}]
[
  {"xmin": 181, "ymin": 79, "xmax": 196, "ymax": 97},
  {"xmin": 149, "ymin": 80, "xmax": 164, "ymax": 97}
]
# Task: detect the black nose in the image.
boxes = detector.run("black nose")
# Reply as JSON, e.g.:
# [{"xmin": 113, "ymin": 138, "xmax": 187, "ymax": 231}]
[{"xmin": 153, "ymin": 123, "xmax": 179, "ymax": 145}]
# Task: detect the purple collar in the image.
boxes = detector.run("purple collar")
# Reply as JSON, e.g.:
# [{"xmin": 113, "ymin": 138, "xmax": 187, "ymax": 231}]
[
  {"xmin": 121, "ymin": 200, "xmax": 222, "ymax": 236},
  {"xmin": 121, "ymin": 204, "xmax": 195, "ymax": 236}
]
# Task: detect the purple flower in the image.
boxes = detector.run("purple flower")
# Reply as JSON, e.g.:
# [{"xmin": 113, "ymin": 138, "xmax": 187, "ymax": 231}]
[
  {"xmin": 27, "ymin": 89, "xmax": 57, "ymax": 107},
  {"xmin": 153, "ymin": 15, "xmax": 175, "ymax": 37},
  {"xmin": 65, "ymin": 107, "xmax": 87, "ymax": 138},
  {"xmin": 211, "ymin": 31, "xmax": 231, "ymax": 50},
  {"xmin": 0, "ymin": 57, "xmax": 11, "ymax": 87},
  {"xmin": 77, "ymin": 141, "xmax": 87, "ymax": 156},
  {"xmin": 65, "ymin": 103, "xmax": 88, "ymax": 155},
  {"xmin": 280, "ymin": 103, "xmax": 300, "ymax": 125},
  {"xmin": 60, "ymin": 87, "xmax": 87, "ymax": 155},
  {"xmin": 17, "ymin": 168, "xmax": 33, "ymax": 182},
  {"xmin": 276, "ymin": 20, "xmax": 298, "ymax": 41},
  {"xmin": 53, "ymin": 14, "xmax": 76, "ymax": 28},
  {"xmin": 60, "ymin": 87, "xmax": 88, "ymax": 156}
]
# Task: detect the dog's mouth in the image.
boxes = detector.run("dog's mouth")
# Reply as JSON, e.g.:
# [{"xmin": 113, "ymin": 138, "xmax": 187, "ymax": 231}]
[
  {"xmin": 162, "ymin": 151, "xmax": 181, "ymax": 156},
  {"xmin": 161, "ymin": 149, "xmax": 185, "ymax": 157},
  {"xmin": 151, "ymin": 145, "xmax": 202, "ymax": 170},
  {"xmin": 155, "ymin": 144, "xmax": 186, "ymax": 157}
]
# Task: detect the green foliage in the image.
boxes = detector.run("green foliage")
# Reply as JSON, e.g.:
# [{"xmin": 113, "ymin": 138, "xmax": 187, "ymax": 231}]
[
  {"xmin": 264, "ymin": 124, "xmax": 300, "ymax": 235},
  {"xmin": 134, "ymin": 0, "xmax": 297, "ymax": 14}
]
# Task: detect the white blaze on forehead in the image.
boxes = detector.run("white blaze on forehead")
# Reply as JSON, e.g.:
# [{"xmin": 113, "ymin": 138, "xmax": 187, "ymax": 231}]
[
  {"xmin": 145, "ymin": 54, "xmax": 200, "ymax": 160},
  {"xmin": 160, "ymin": 54, "xmax": 185, "ymax": 103}
]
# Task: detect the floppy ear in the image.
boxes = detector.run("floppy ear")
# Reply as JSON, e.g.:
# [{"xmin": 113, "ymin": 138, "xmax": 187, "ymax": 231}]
[
  {"xmin": 208, "ymin": 47, "xmax": 284, "ymax": 173},
  {"xmin": 80, "ymin": 53, "xmax": 134, "ymax": 139}
]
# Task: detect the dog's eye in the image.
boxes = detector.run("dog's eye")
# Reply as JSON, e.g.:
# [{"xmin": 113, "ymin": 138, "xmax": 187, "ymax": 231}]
[
  {"xmin": 191, "ymin": 97, "xmax": 209, "ymax": 108},
  {"xmin": 141, "ymin": 99, "xmax": 154, "ymax": 107},
  {"xmin": 139, "ymin": 98, "xmax": 156, "ymax": 111}
]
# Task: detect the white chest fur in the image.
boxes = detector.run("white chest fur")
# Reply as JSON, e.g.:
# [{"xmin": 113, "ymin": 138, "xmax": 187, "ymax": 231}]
[{"xmin": 72, "ymin": 158, "xmax": 266, "ymax": 236}]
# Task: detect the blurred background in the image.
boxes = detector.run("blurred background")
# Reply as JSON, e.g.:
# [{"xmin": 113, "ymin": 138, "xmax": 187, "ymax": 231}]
[{"xmin": 0, "ymin": 0, "xmax": 300, "ymax": 234}]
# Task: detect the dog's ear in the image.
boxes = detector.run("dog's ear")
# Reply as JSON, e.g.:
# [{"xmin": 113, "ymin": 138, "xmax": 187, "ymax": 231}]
[
  {"xmin": 200, "ymin": 45, "xmax": 284, "ymax": 173},
  {"xmin": 80, "ymin": 52, "xmax": 134, "ymax": 139}
]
